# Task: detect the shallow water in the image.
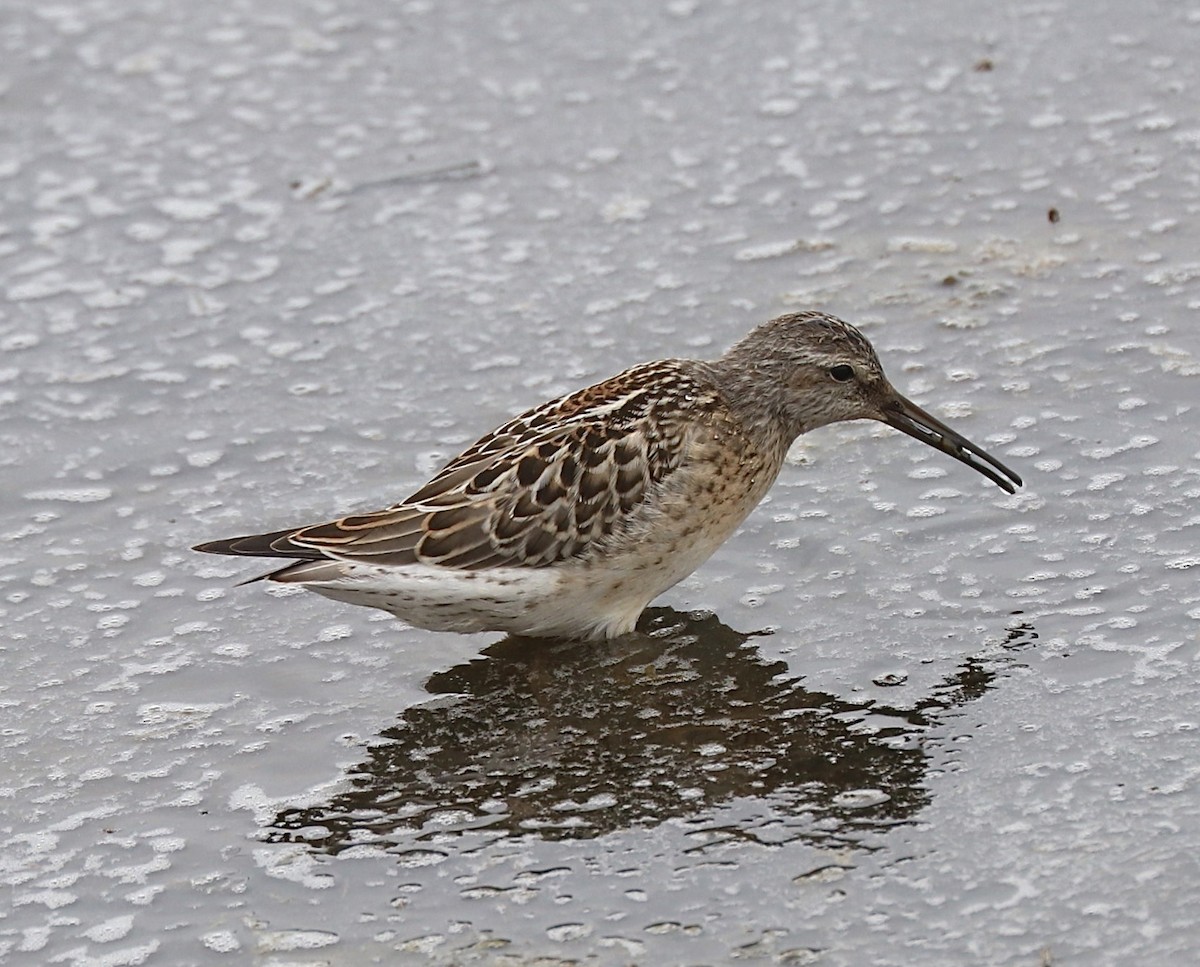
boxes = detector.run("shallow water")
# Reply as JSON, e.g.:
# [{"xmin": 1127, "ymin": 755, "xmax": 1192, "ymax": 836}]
[{"xmin": 3, "ymin": 0, "xmax": 1199, "ymax": 963}]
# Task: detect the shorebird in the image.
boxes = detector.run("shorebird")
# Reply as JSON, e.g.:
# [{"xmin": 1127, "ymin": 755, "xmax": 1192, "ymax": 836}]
[{"xmin": 195, "ymin": 311, "xmax": 1021, "ymax": 639}]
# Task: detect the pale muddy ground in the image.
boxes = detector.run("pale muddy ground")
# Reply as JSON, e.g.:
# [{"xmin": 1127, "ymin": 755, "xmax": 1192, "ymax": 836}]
[{"xmin": 2, "ymin": 0, "xmax": 1199, "ymax": 964}]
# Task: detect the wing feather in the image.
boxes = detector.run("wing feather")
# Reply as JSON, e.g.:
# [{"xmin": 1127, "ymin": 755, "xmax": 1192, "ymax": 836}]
[{"xmin": 195, "ymin": 360, "xmax": 719, "ymax": 572}]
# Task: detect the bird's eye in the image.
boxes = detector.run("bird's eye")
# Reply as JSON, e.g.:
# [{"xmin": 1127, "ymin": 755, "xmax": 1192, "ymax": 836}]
[{"xmin": 829, "ymin": 364, "xmax": 855, "ymax": 382}]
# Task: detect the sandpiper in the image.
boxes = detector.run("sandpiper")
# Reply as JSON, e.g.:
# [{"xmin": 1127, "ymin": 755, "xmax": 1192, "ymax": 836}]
[{"xmin": 195, "ymin": 311, "xmax": 1021, "ymax": 639}]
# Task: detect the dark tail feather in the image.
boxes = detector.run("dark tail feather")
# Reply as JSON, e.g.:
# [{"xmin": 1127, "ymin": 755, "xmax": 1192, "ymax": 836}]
[
  {"xmin": 193, "ymin": 527, "xmax": 325, "ymax": 561},
  {"xmin": 236, "ymin": 570, "xmax": 275, "ymax": 586},
  {"xmin": 230, "ymin": 560, "xmax": 347, "ymax": 587}
]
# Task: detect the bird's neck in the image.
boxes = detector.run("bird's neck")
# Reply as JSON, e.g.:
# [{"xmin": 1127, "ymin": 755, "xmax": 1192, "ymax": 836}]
[{"xmin": 704, "ymin": 354, "xmax": 800, "ymax": 445}]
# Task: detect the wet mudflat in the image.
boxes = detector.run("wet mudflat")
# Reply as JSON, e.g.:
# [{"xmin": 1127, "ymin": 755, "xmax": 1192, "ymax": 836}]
[{"xmin": 3, "ymin": 0, "xmax": 1199, "ymax": 964}]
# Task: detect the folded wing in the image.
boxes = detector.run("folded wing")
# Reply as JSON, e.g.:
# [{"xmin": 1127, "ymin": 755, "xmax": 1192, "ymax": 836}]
[{"xmin": 194, "ymin": 360, "xmax": 716, "ymax": 571}]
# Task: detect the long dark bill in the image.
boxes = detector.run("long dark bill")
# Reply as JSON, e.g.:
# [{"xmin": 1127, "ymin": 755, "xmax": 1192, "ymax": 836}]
[{"xmin": 881, "ymin": 394, "xmax": 1023, "ymax": 494}]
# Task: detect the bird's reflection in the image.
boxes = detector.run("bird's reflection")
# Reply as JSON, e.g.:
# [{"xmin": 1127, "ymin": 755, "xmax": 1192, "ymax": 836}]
[{"xmin": 269, "ymin": 608, "xmax": 1036, "ymax": 852}]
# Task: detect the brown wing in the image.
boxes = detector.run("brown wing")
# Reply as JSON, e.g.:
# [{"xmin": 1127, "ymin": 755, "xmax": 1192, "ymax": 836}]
[{"xmin": 194, "ymin": 360, "xmax": 718, "ymax": 570}]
